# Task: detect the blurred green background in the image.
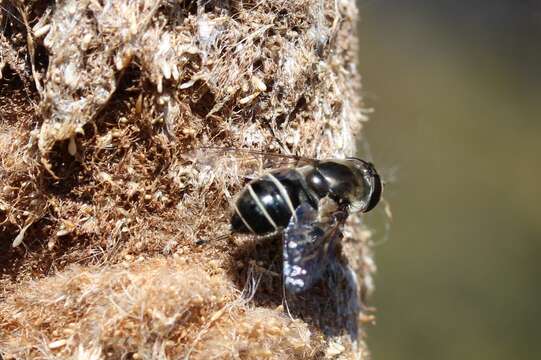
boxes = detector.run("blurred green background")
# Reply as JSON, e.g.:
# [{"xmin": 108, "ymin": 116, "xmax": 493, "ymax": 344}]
[{"xmin": 356, "ymin": 1, "xmax": 541, "ymax": 359}]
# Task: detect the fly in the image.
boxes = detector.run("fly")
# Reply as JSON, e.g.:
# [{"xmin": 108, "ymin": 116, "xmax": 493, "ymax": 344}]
[{"xmin": 228, "ymin": 150, "xmax": 382, "ymax": 293}]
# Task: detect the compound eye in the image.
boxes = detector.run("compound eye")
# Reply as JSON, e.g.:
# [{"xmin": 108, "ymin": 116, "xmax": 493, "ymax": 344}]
[{"xmin": 363, "ymin": 173, "xmax": 382, "ymax": 212}]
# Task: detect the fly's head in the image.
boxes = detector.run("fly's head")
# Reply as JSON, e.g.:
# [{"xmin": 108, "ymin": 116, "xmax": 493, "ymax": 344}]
[{"xmin": 345, "ymin": 157, "xmax": 382, "ymax": 213}]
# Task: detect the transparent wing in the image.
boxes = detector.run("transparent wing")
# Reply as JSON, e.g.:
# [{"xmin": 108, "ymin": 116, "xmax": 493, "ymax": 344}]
[
  {"xmin": 192, "ymin": 146, "xmax": 318, "ymax": 168},
  {"xmin": 283, "ymin": 200, "xmax": 345, "ymax": 293}
]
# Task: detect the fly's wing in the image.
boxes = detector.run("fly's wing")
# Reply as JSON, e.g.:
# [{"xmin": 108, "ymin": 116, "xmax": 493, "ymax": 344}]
[
  {"xmin": 190, "ymin": 146, "xmax": 318, "ymax": 169},
  {"xmin": 283, "ymin": 200, "xmax": 345, "ymax": 293}
]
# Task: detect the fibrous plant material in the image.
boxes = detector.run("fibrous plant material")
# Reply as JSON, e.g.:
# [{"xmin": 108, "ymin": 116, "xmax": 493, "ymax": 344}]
[
  {"xmin": 0, "ymin": 0, "xmax": 375, "ymax": 359},
  {"xmin": 1, "ymin": 258, "xmax": 320, "ymax": 359}
]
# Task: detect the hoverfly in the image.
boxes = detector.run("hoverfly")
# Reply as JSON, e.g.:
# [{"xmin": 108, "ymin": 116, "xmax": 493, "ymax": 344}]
[{"xmin": 226, "ymin": 148, "xmax": 382, "ymax": 293}]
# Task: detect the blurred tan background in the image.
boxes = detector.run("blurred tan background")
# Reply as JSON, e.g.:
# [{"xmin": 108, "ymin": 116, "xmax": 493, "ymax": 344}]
[{"xmin": 355, "ymin": 1, "xmax": 541, "ymax": 359}]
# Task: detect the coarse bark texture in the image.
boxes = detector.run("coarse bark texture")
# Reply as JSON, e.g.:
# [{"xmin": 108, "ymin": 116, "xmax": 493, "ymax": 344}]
[{"xmin": 0, "ymin": 0, "xmax": 376, "ymax": 359}]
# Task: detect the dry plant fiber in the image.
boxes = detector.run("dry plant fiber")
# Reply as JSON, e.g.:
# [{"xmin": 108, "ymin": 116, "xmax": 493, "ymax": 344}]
[{"xmin": 0, "ymin": 0, "xmax": 376, "ymax": 359}]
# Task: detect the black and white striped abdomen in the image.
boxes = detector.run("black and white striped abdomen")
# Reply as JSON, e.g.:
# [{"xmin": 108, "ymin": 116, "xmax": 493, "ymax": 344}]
[{"xmin": 231, "ymin": 168, "xmax": 317, "ymax": 235}]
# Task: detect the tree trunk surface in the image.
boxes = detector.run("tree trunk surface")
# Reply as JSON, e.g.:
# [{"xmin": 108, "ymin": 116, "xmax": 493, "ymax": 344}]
[{"xmin": 0, "ymin": 1, "xmax": 375, "ymax": 359}]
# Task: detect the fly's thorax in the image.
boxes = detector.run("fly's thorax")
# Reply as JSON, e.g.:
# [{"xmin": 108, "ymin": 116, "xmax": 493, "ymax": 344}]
[{"xmin": 304, "ymin": 160, "xmax": 364, "ymax": 207}]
